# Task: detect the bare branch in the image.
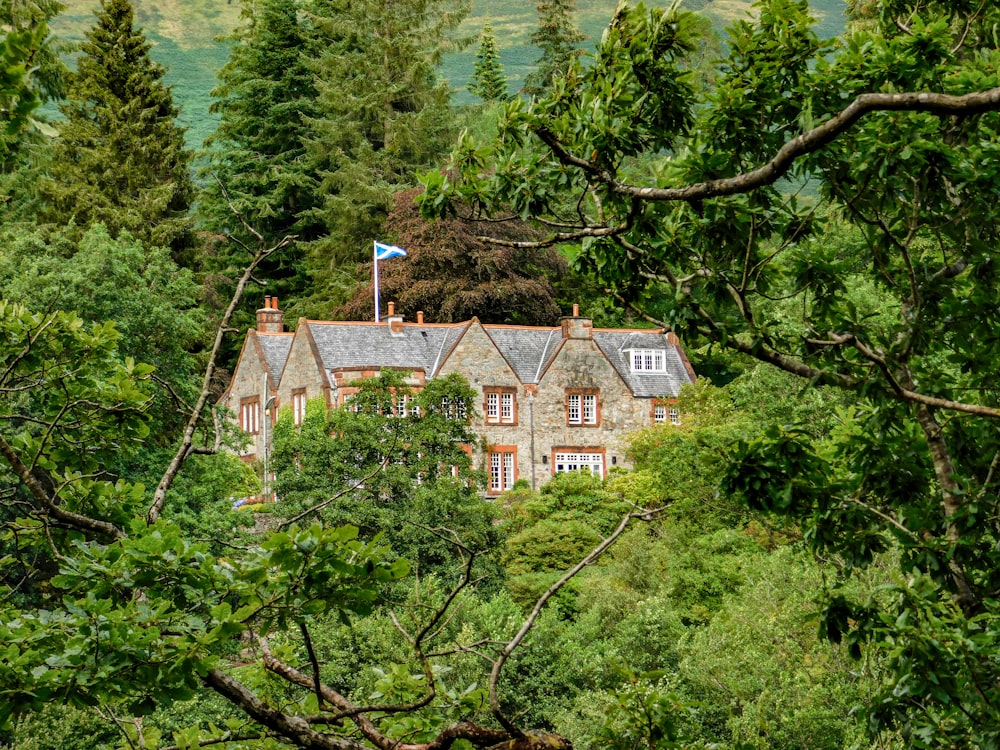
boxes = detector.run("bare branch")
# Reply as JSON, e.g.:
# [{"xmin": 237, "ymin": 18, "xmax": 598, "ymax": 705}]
[{"xmin": 147, "ymin": 192, "xmax": 297, "ymax": 523}]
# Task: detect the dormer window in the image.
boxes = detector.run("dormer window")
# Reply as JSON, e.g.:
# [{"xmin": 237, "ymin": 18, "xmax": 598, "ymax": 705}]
[{"xmin": 629, "ymin": 349, "xmax": 665, "ymax": 372}]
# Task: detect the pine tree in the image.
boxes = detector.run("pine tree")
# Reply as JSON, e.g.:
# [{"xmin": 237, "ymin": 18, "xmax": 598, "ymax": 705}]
[
  {"xmin": 522, "ymin": 0, "xmax": 585, "ymax": 97},
  {"xmin": 301, "ymin": 0, "xmax": 470, "ymax": 315},
  {"xmin": 200, "ymin": 0, "xmax": 324, "ymax": 306},
  {"xmin": 39, "ymin": 0, "xmax": 193, "ymax": 258},
  {"xmin": 468, "ymin": 21, "xmax": 509, "ymax": 104}
]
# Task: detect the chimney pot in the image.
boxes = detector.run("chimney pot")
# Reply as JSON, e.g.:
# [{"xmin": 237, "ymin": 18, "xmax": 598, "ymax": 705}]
[
  {"xmin": 573, "ymin": 303, "xmax": 580, "ymax": 317},
  {"xmin": 256, "ymin": 295, "xmax": 284, "ymax": 333},
  {"xmin": 388, "ymin": 301, "xmax": 395, "ymax": 316},
  {"xmin": 417, "ymin": 311, "xmax": 424, "ymax": 324}
]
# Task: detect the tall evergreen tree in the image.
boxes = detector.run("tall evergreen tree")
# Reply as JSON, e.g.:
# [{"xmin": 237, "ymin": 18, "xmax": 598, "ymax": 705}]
[
  {"xmin": 200, "ymin": 0, "xmax": 323, "ymax": 306},
  {"xmin": 522, "ymin": 0, "xmax": 584, "ymax": 97},
  {"xmin": 301, "ymin": 0, "xmax": 470, "ymax": 315},
  {"xmin": 468, "ymin": 21, "xmax": 509, "ymax": 103},
  {"xmin": 39, "ymin": 0, "xmax": 194, "ymax": 258}
]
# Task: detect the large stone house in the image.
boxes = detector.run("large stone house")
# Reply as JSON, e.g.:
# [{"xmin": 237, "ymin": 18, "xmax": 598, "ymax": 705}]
[{"xmin": 219, "ymin": 297, "xmax": 697, "ymax": 495}]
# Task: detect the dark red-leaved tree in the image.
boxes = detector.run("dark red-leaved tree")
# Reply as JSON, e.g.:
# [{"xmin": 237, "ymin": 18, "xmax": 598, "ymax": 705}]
[{"xmin": 336, "ymin": 187, "xmax": 567, "ymax": 324}]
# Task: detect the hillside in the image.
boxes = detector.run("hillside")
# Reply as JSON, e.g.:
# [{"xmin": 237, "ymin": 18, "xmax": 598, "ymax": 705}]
[{"xmin": 51, "ymin": 0, "xmax": 848, "ymax": 148}]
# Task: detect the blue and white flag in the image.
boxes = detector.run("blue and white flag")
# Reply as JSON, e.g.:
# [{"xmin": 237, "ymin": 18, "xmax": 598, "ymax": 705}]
[
  {"xmin": 373, "ymin": 241, "xmax": 408, "ymax": 321},
  {"xmin": 374, "ymin": 241, "xmax": 407, "ymax": 261}
]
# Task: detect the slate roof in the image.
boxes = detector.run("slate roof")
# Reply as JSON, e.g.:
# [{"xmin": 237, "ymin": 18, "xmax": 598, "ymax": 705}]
[
  {"xmin": 483, "ymin": 326, "xmax": 563, "ymax": 383},
  {"xmin": 593, "ymin": 330, "xmax": 693, "ymax": 398},
  {"xmin": 305, "ymin": 321, "xmax": 469, "ymax": 377},
  {"xmin": 257, "ymin": 333, "xmax": 294, "ymax": 383}
]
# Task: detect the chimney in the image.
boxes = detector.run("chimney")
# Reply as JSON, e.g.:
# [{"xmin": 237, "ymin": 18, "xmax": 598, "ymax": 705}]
[
  {"xmin": 417, "ymin": 311, "xmax": 424, "ymax": 324},
  {"xmin": 385, "ymin": 301, "xmax": 405, "ymax": 336},
  {"xmin": 256, "ymin": 295, "xmax": 285, "ymax": 333},
  {"xmin": 560, "ymin": 303, "xmax": 592, "ymax": 340}
]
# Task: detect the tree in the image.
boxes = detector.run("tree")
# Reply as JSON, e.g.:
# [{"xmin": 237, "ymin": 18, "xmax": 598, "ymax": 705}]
[
  {"xmin": 335, "ymin": 187, "xmax": 566, "ymax": 323},
  {"xmin": 0, "ymin": 223, "xmax": 205, "ymax": 439},
  {"xmin": 468, "ymin": 21, "xmax": 509, "ymax": 104},
  {"xmin": 200, "ymin": 0, "xmax": 324, "ymax": 308},
  {"xmin": 422, "ymin": 0, "xmax": 1000, "ymax": 743},
  {"xmin": 38, "ymin": 0, "xmax": 194, "ymax": 258},
  {"xmin": 521, "ymin": 0, "xmax": 584, "ymax": 98},
  {"xmin": 270, "ymin": 370, "xmax": 501, "ymax": 573},
  {"xmin": 301, "ymin": 0, "xmax": 471, "ymax": 315}
]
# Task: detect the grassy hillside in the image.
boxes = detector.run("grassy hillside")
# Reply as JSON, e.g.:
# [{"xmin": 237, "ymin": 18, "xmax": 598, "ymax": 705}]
[{"xmin": 51, "ymin": 0, "xmax": 847, "ymax": 149}]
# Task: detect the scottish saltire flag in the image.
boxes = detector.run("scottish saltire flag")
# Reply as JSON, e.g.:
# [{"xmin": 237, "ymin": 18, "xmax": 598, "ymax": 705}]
[
  {"xmin": 373, "ymin": 241, "xmax": 408, "ymax": 321},
  {"xmin": 374, "ymin": 241, "xmax": 407, "ymax": 261}
]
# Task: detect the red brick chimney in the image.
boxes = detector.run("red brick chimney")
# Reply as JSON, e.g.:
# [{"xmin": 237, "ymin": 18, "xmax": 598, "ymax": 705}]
[
  {"xmin": 560, "ymin": 303, "xmax": 592, "ymax": 339},
  {"xmin": 256, "ymin": 296, "xmax": 284, "ymax": 333}
]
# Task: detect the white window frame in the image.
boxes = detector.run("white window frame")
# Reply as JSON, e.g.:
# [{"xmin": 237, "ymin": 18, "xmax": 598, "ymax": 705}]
[
  {"xmin": 292, "ymin": 390, "xmax": 307, "ymax": 426},
  {"xmin": 240, "ymin": 397, "xmax": 260, "ymax": 434},
  {"xmin": 629, "ymin": 349, "xmax": 666, "ymax": 372},
  {"xmin": 489, "ymin": 448, "xmax": 516, "ymax": 493},
  {"xmin": 567, "ymin": 391, "xmax": 598, "ymax": 426},
  {"xmin": 485, "ymin": 389, "xmax": 515, "ymax": 425},
  {"xmin": 554, "ymin": 451, "xmax": 604, "ymax": 477},
  {"xmin": 669, "ymin": 405, "xmax": 681, "ymax": 425},
  {"xmin": 653, "ymin": 404, "xmax": 667, "ymax": 424}
]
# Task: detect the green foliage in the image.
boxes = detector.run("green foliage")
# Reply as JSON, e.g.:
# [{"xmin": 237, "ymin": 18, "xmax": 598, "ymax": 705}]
[
  {"xmin": 468, "ymin": 21, "xmax": 510, "ymax": 103},
  {"xmin": 271, "ymin": 371, "xmax": 500, "ymax": 573},
  {"xmin": 301, "ymin": 0, "xmax": 471, "ymax": 313},
  {"xmin": 426, "ymin": 0, "xmax": 1000, "ymax": 742},
  {"xmin": 0, "ymin": 223, "xmax": 204, "ymax": 438},
  {"xmin": 39, "ymin": 0, "xmax": 194, "ymax": 258},
  {"xmin": 200, "ymin": 0, "xmax": 324, "ymax": 308}
]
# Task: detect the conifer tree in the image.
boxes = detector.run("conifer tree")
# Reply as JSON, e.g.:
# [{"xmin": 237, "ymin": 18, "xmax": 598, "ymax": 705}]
[
  {"xmin": 301, "ymin": 0, "xmax": 470, "ymax": 315},
  {"xmin": 39, "ymin": 0, "xmax": 194, "ymax": 258},
  {"xmin": 200, "ymin": 0, "xmax": 323, "ymax": 303},
  {"xmin": 522, "ymin": 0, "xmax": 584, "ymax": 97},
  {"xmin": 468, "ymin": 21, "xmax": 509, "ymax": 103}
]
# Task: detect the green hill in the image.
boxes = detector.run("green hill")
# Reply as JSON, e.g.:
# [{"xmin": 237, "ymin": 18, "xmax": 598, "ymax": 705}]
[{"xmin": 51, "ymin": 0, "xmax": 847, "ymax": 149}]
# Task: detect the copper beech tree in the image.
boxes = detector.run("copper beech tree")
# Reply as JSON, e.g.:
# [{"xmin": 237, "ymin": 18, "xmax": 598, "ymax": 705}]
[{"xmin": 421, "ymin": 0, "xmax": 1000, "ymax": 744}]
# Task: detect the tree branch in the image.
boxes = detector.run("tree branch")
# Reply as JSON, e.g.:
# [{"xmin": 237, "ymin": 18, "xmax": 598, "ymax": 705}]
[{"xmin": 532, "ymin": 87, "xmax": 1000, "ymax": 203}]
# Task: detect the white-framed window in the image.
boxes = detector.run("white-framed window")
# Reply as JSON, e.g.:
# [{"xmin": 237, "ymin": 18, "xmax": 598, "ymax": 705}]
[
  {"xmin": 554, "ymin": 451, "xmax": 604, "ymax": 477},
  {"xmin": 629, "ymin": 349, "xmax": 666, "ymax": 372},
  {"xmin": 669, "ymin": 405, "xmax": 681, "ymax": 425},
  {"xmin": 488, "ymin": 446, "xmax": 517, "ymax": 493},
  {"xmin": 439, "ymin": 395, "xmax": 468, "ymax": 421},
  {"xmin": 653, "ymin": 404, "xmax": 667, "ymax": 423},
  {"xmin": 566, "ymin": 390, "xmax": 598, "ymax": 426},
  {"xmin": 240, "ymin": 397, "xmax": 260, "ymax": 434},
  {"xmin": 485, "ymin": 388, "xmax": 516, "ymax": 425},
  {"xmin": 397, "ymin": 394, "xmax": 408, "ymax": 418},
  {"xmin": 292, "ymin": 389, "xmax": 307, "ymax": 426}
]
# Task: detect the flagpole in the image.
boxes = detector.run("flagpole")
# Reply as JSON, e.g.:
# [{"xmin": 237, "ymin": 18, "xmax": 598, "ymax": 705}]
[{"xmin": 373, "ymin": 240, "xmax": 381, "ymax": 322}]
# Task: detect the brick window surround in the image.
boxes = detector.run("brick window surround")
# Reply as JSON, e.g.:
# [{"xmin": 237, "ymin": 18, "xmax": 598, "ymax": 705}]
[
  {"xmin": 566, "ymin": 387, "xmax": 600, "ymax": 426},
  {"xmin": 484, "ymin": 387, "xmax": 517, "ymax": 425},
  {"xmin": 240, "ymin": 396, "xmax": 261, "ymax": 434},
  {"xmin": 651, "ymin": 398, "xmax": 680, "ymax": 425},
  {"xmin": 487, "ymin": 445, "xmax": 517, "ymax": 494}
]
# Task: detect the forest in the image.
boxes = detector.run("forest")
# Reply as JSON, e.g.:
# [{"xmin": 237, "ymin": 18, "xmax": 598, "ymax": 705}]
[{"xmin": 3, "ymin": 0, "xmax": 1000, "ymax": 748}]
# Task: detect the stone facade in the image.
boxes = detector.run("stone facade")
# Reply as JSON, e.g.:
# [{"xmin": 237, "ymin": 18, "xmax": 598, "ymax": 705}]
[{"xmin": 219, "ymin": 299, "xmax": 697, "ymax": 494}]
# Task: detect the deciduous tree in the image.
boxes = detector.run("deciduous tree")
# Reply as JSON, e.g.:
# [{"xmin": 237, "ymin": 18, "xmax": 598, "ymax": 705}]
[
  {"xmin": 335, "ymin": 187, "xmax": 566, "ymax": 324},
  {"xmin": 422, "ymin": 0, "xmax": 1000, "ymax": 743}
]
